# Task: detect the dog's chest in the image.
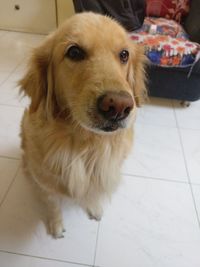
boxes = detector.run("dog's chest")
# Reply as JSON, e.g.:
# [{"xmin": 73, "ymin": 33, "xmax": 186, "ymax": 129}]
[{"xmin": 45, "ymin": 139, "xmax": 125, "ymax": 198}]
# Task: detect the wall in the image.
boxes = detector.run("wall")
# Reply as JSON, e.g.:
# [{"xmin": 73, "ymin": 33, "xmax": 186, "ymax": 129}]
[
  {"xmin": 0, "ymin": 0, "xmax": 75, "ymax": 34},
  {"xmin": 57, "ymin": 0, "xmax": 75, "ymax": 26},
  {"xmin": 0, "ymin": 0, "xmax": 57, "ymax": 34}
]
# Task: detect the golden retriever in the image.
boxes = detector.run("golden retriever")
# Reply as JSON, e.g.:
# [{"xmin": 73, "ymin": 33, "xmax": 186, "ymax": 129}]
[{"xmin": 19, "ymin": 12, "xmax": 147, "ymax": 238}]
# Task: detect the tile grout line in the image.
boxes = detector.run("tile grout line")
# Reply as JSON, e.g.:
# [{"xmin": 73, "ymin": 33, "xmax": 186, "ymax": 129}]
[
  {"xmin": 136, "ymin": 121, "xmax": 178, "ymax": 130},
  {"xmin": 0, "ymin": 250, "xmax": 92, "ymax": 267},
  {"xmin": 177, "ymin": 126, "xmax": 200, "ymax": 132},
  {"xmin": 0, "ymin": 74, "xmax": 10, "ymax": 87},
  {"xmin": 0, "ymin": 155, "xmax": 20, "ymax": 161},
  {"xmin": 0, "ymin": 165, "xmax": 20, "ymax": 208},
  {"xmin": 0, "ymin": 58, "xmax": 29, "ymax": 109},
  {"xmin": 190, "ymin": 182, "xmax": 200, "ymax": 187},
  {"xmin": 0, "ymin": 29, "xmax": 46, "ymax": 36},
  {"xmin": 172, "ymin": 101, "xmax": 200, "ymax": 229},
  {"xmin": 0, "ymin": 59, "xmax": 25, "ymax": 84},
  {"xmin": 122, "ymin": 172, "xmax": 191, "ymax": 185},
  {"xmin": 136, "ymin": 120, "xmax": 200, "ymax": 132},
  {"xmin": 0, "ymin": 102, "xmax": 26, "ymax": 109},
  {"xmin": 92, "ymin": 221, "xmax": 101, "ymax": 267},
  {"xmin": 0, "ymin": 59, "xmax": 25, "ymax": 97},
  {"xmin": 137, "ymin": 98, "xmax": 200, "ymax": 132}
]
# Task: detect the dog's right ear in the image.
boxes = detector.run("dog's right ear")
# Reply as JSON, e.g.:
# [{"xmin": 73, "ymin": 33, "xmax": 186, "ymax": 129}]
[
  {"xmin": 128, "ymin": 43, "xmax": 148, "ymax": 107},
  {"xmin": 19, "ymin": 36, "xmax": 56, "ymax": 116}
]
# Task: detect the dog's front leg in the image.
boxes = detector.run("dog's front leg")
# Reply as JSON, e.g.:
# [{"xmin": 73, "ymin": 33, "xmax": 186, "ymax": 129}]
[
  {"xmin": 40, "ymin": 192, "xmax": 65, "ymax": 239},
  {"xmin": 81, "ymin": 192, "xmax": 104, "ymax": 221}
]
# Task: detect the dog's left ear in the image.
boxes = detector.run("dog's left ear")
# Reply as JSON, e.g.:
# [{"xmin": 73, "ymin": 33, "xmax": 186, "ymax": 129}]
[
  {"xmin": 128, "ymin": 43, "xmax": 148, "ymax": 107},
  {"xmin": 19, "ymin": 35, "xmax": 59, "ymax": 119}
]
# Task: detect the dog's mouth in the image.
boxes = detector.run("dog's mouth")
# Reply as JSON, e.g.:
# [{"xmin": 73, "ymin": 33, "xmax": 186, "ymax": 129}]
[
  {"xmin": 82, "ymin": 110, "xmax": 129, "ymax": 133},
  {"xmin": 81, "ymin": 120, "xmax": 126, "ymax": 134},
  {"xmin": 99, "ymin": 120, "xmax": 125, "ymax": 132},
  {"xmin": 78, "ymin": 114, "xmax": 127, "ymax": 134},
  {"xmin": 101, "ymin": 125, "xmax": 119, "ymax": 132}
]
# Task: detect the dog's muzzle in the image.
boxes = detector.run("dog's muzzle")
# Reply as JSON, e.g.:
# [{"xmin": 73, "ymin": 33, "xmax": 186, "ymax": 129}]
[{"xmin": 97, "ymin": 91, "xmax": 134, "ymax": 132}]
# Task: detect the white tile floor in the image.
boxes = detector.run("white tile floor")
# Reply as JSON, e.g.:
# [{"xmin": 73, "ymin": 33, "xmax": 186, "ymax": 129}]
[{"xmin": 0, "ymin": 30, "xmax": 200, "ymax": 267}]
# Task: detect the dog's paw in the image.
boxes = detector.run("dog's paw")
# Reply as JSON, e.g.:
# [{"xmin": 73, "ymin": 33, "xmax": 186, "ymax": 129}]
[
  {"xmin": 87, "ymin": 210, "xmax": 102, "ymax": 221},
  {"xmin": 48, "ymin": 219, "xmax": 66, "ymax": 239}
]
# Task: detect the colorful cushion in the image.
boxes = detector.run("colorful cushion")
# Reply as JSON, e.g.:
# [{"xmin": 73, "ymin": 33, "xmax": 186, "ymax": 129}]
[
  {"xmin": 146, "ymin": 0, "xmax": 190, "ymax": 23},
  {"xmin": 130, "ymin": 18, "xmax": 200, "ymax": 67},
  {"xmin": 135, "ymin": 17, "xmax": 188, "ymax": 39}
]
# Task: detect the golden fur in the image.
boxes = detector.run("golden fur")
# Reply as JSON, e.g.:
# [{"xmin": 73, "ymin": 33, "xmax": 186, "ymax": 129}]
[{"xmin": 19, "ymin": 12, "xmax": 147, "ymax": 238}]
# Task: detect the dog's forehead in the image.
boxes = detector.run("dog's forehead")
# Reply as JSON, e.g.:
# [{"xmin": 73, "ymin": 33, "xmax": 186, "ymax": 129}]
[{"xmin": 59, "ymin": 13, "xmax": 129, "ymax": 49}]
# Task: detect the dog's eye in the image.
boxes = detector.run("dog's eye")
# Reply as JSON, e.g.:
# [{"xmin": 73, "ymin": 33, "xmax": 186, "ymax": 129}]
[
  {"xmin": 66, "ymin": 45, "xmax": 86, "ymax": 61},
  {"xmin": 119, "ymin": 49, "xmax": 129, "ymax": 64}
]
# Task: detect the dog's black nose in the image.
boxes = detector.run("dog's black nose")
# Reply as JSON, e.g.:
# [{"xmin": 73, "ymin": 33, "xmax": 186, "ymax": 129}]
[{"xmin": 97, "ymin": 91, "xmax": 133, "ymax": 121}]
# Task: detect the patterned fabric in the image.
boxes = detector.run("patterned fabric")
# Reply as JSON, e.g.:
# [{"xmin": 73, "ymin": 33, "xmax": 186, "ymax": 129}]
[
  {"xmin": 146, "ymin": 0, "xmax": 190, "ymax": 23},
  {"xmin": 130, "ymin": 17, "xmax": 200, "ymax": 67},
  {"xmin": 134, "ymin": 17, "xmax": 188, "ymax": 39}
]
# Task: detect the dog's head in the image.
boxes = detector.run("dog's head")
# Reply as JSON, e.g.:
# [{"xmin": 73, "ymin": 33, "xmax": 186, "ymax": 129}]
[{"xmin": 20, "ymin": 12, "xmax": 147, "ymax": 133}]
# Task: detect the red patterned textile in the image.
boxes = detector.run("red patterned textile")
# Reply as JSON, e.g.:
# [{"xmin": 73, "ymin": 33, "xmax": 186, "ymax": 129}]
[{"xmin": 146, "ymin": 0, "xmax": 190, "ymax": 23}]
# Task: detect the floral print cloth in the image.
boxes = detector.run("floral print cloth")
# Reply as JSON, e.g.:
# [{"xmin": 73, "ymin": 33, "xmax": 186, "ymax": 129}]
[
  {"xmin": 130, "ymin": 17, "xmax": 200, "ymax": 67},
  {"xmin": 146, "ymin": 0, "xmax": 190, "ymax": 23}
]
